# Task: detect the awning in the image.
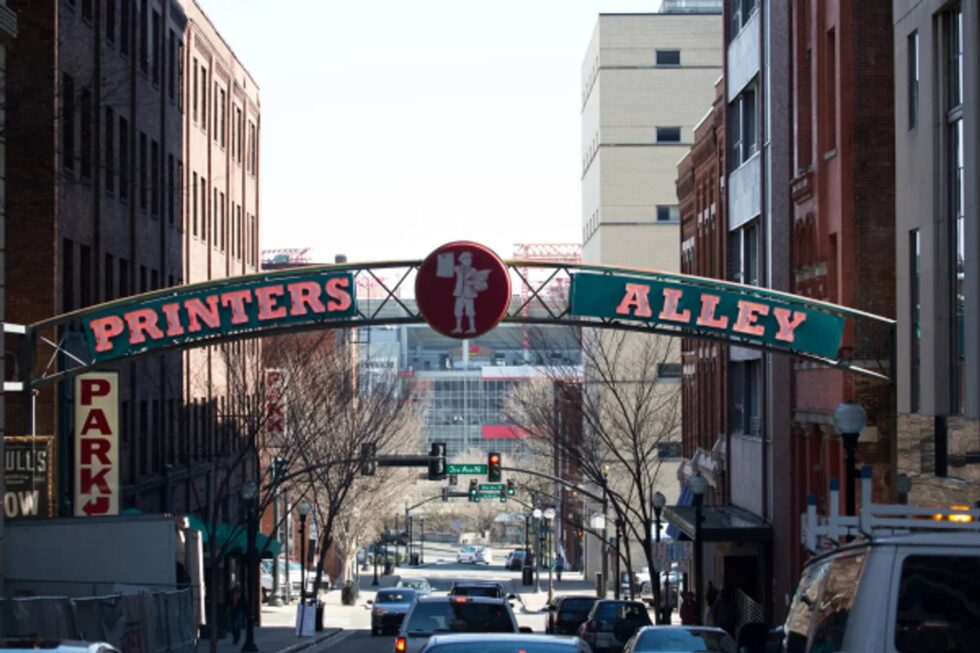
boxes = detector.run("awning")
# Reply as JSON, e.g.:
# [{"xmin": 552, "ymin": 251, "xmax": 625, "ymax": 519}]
[
  {"xmin": 666, "ymin": 488, "xmax": 693, "ymax": 540},
  {"xmin": 182, "ymin": 513, "xmax": 209, "ymax": 542},
  {"xmin": 205, "ymin": 522, "xmax": 280, "ymax": 559},
  {"xmin": 663, "ymin": 504, "xmax": 772, "ymax": 542}
]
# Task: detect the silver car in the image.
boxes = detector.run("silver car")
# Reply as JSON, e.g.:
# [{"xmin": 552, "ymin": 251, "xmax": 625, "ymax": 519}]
[
  {"xmin": 420, "ymin": 633, "xmax": 590, "ymax": 653},
  {"xmin": 395, "ymin": 595, "xmax": 526, "ymax": 653},
  {"xmin": 623, "ymin": 625, "xmax": 736, "ymax": 653},
  {"xmin": 0, "ymin": 643, "xmax": 120, "ymax": 653},
  {"xmin": 370, "ymin": 588, "xmax": 419, "ymax": 636}
]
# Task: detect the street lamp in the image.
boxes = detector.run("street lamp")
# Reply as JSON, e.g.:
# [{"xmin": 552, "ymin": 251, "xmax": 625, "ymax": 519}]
[
  {"xmin": 833, "ymin": 401, "xmax": 868, "ymax": 517},
  {"xmin": 688, "ymin": 473, "xmax": 708, "ymax": 626},
  {"xmin": 651, "ymin": 490, "xmax": 667, "ymax": 624},
  {"xmin": 533, "ymin": 508, "xmax": 543, "ymax": 592},
  {"xmin": 240, "ymin": 480, "xmax": 259, "ymax": 653},
  {"xmin": 297, "ymin": 499, "xmax": 312, "ymax": 636},
  {"xmin": 543, "ymin": 508, "xmax": 556, "ymax": 601},
  {"xmin": 590, "ymin": 511, "xmax": 606, "ymax": 598},
  {"xmin": 419, "ymin": 513, "xmax": 426, "ymax": 565}
]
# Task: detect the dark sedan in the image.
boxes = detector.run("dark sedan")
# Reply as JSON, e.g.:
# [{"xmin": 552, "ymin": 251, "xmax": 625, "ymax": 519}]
[
  {"xmin": 546, "ymin": 595, "xmax": 599, "ymax": 635},
  {"xmin": 370, "ymin": 588, "xmax": 419, "ymax": 636}
]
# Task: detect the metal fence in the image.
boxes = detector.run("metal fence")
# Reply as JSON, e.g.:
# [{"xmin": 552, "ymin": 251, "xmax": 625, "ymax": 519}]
[{"xmin": 0, "ymin": 588, "xmax": 196, "ymax": 652}]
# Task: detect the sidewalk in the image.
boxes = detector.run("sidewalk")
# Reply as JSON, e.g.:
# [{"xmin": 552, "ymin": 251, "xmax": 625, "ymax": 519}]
[{"xmin": 208, "ymin": 602, "xmax": 342, "ymax": 653}]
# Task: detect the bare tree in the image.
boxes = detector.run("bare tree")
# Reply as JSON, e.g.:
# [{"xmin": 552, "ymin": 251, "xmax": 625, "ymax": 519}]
[{"xmin": 505, "ymin": 328, "xmax": 681, "ymax": 605}]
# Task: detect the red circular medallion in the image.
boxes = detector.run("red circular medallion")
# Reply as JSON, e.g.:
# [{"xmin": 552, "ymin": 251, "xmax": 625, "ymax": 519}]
[{"xmin": 415, "ymin": 242, "xmax": 511, "ymax": 339}]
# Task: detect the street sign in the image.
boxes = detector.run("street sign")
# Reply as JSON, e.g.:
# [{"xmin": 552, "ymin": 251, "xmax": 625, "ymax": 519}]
[
  {"xmin": 447, "ymin": 464, "xmax": 487, "ymax": 475},
  {"xmin": 479, "ymin": 483, "xmax": 505, "ymax": 491},
  {"xmin": 479, "ymin": 490, "xmax": 503, "ymax": 498}
]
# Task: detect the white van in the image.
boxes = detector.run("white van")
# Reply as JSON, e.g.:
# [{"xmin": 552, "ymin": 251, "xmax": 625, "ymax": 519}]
[{"xmin": 782, "ymin": 532, "xmax": 980, "ymax": 652}]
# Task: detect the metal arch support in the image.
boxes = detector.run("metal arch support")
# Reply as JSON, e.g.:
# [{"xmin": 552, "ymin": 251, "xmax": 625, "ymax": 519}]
[{"xmin": 15, "ymin": 258, "xmax": 896, "ymax": 387}]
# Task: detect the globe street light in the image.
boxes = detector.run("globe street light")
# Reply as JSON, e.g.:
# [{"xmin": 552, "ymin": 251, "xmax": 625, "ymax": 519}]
[
  {"xmin": 651, "ymin": 490, "xmax": 667, "ymax": 624},
  {"xmin": 688, "ymin": 473, "xmax": 708, "ymax": 626},
  {"xmin": 240, "ymin": 480, "xmax": 259, "ymax": 653},
  {"xmin": 589, "ymin": 511, "xmax": 607, "ymax": 598},
  {"xmin": 833, "ymin": 401, "xmax": 868, "ymax": 517},
  {"xmin": 533, "ymin": 508, "xmax": 543, "ymax": 592},
  {"xmin": 297, "ymin": 499, "xmax": 312, "ymax": 636}
]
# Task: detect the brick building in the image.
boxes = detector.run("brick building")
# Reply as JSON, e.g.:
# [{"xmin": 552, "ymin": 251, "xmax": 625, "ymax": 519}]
[{"xmin": 4, "ymin": 0, "xmax": 260, "ymax": 521}]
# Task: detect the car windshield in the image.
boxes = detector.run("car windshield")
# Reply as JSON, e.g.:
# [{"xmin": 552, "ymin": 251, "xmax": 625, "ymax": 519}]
[
  {"xmin": 452, "ymin": 586, "xmax": 501, "ymax": 598},
  {"xmin": 400, "ymin": 580, "xmax": 428, "ymax": 590},
  {"xmin": 426, "ymin": 643, "xmax": 575, "ymax": 653},
  {"xmin": 378, "ymin": 590, "xmax": 415, "ymax": 603},
  {"xmin": 405, "ymin": 601, "xmax": 514, "ymax": 635},
  {"xmin": 594, "ymin": 602, "xmax": 650, "ymax": 622},
  {"xmin": 636, "ymin": 629, "xmax": 735, "ymax": 652}
]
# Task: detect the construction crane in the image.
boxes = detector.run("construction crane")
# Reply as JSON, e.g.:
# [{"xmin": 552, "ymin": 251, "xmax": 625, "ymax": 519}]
[{"xmin": 261, "ymin": 248, "xmax": 312, "ymax": 267}]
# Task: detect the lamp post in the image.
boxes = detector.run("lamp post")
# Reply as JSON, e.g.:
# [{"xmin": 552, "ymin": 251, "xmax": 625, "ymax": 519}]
[
  {"xmin": 651, "ymin": 490, "xmax": 666, "ymax": 624},
  {"xmin": 589, "ymin": 512, "xmax": 606, "ymax": 598},
  {"xmin": 419, "ymin": 513, "xmax": 425, "ymax": 565},
  {"xmin": 240, "ymin": 480, "xmax": 259, "ymax": 653},
  {"xmin": 614, "ymin": 519, "xmax": 622, "ymax": 599},
  {"xmin": 372, "ymin": 533, "xmax": 380, "ymax": 586},
  {"xmin": 833, "ymin": 401, "xmax": 868, "ymax": 517},
  {"xmin": 297, "ymin": 499, "xmax": 312, "ymax": 636},
  {"xmin": 601, "ymin": 467, "xmax": 610, "ymax": 598},
  {"xmin": 688, "ymin": 473, "xmax": 707, "ymax": 626},
  {"xmin": 543, "ymin": 508, "xmax": 556, "ymax": 601},
  {"xmin": 533, "ymin": 508, "xmax": 543, "ymax": 592}
]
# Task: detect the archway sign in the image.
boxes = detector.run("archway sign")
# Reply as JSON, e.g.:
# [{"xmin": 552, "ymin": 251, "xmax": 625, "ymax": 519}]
[{"xmin": 20, "ymin": 241, "xmax": 894, "ymax": 386}]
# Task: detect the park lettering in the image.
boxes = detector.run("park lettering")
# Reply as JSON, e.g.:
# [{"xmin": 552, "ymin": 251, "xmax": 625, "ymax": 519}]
[{"xmin": 614, "ymin": 282, "xmax": 808, "ymax": 344}]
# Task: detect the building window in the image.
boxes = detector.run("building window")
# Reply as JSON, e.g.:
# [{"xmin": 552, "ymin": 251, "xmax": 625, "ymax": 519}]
[
  {"xmin": 151, "ymin": 10, "xmax": 161, "ymax": 85},
  {"xmin": 656, "ymin": 127, "xmax": 681, "ymax": 143},
  {"xmin": 656, "ymin": 205, "xmax": 680, "ymax": 223},
  {"xmin": 220, "ymin": 192, "xmax": 226, "ymax": 251},
  {"xmin": 151, "ymin": 268, "xmax": 159, "ymax": 291},
  {"xmin": 656, "ymin": 49, "xmax": 680, "ymax": 66},
  {"xmin": 167, "ymin": 154, "xmax": 174, "ymax": 224},
  {"xmin": 139, "ymin": 0, "xmax": 148, "ymax": 74},
  {"xmin": 731, "ymin": 88, "xmax": 757, "ymax": 168},
  {"xmin": 79, "ymin": 244, "xmax": 91, "ymax": 307},
  {"xmin": 104, "ymin": 107, "xmax": 114, "ymax": 193},
  {"xmin": 81, "ymin": 0, "xmax": 92, "ymax": 22},
  {"xmin": 177, "ymin": 42, "xmax": 184, "ymax": 112},
  {"xmin": 62, "ymin": 74, "xmax": 75, "ymax": 170},
  {"xmin": 118, "ymin": 116, "xmax": 129, "ymax": 200},
  {"xmin": 104, "ymin": 253, "xmax": 114, "ymax": 301},
  {"xmin": 730, "ymin": 0, "xmax": 757, "ymax": 36},
  {"xmin": 248, "ymin": 121, "xmax": 257, "ymax": 174},
  {"xmin": 105, "ymin": 0, "xmax": 115, "ymax": 44},
  {"xmin": 657, "ymin": 363, "xmax": 682, "ymax": 379},
  {"xmin": 213, "ymin": 82, "xmax": 219, "ymax": 139},
  {"xmin": 140, "ymin": 265, "xmax": 147, "ymax": 293},
  {"xmin": 120, "ymin": 0, "xmax": 130, "ymax": 56},
  {"xmin": 908, "ymin": 31, "xmax": 918, "ymax": 129},
  {"xmin": 826, "ymin": 28, "xmax": 837, "ymax": 152},
  {"xmin": 219, "ymin": 89, "xmax": 226, "ymax": 148},
  {"xmin": 910, "ymin": 229, "xmax": 920, "ymax": 413},
  {"xmin": 177, "ymin": 161, "xmax": 183, "ymax": 231},
  {"xmin": 79, "ymin": 88, "xmax": 92, "ymax": 180},
  {"xmin": 730, "ymin": 360, "xmax": 760, "ymax": 435},
  {"xmin": 201, "ymin": 177, "xmax": 208, "ymax": 241},
  {"xmin": 168, "ymin": 29, "xmax": 176, "ymax": 99},
  {"xmin": 192, "ymin": 172, "xmax": 198, "ymax": 236},
  {"xmin": 139, "ymin": 132, "xmax": 147, "ymax": 210},
  {"xmin": 657, "ymin": 442, "xmax": 682, "ymax": 459},
  {"xmin": 213, "ymin": 188, "xmax": 218, "ymax": 247},
  {"xmin": 192, "ymin": 58, "xmax": 198, "ymax": 121},
  {"xmin": 151, "ymin": 139, "xmax": 159, "ymax": 216},
  {"xmin": 201, "ymin": 66, "xmax": 208, "ymax": 129},
  {"xmin": 945, "ymin": 5, "xmax": 965, "ymax": 413},
  {"xmin": 119, "ymin": 258, "xmax": 129, "ymax": 297},
  {"xmin": 731, "ymin": 222, "xmax": 759, "ymax": 286},
  {"xmin": 62, "ymin": 238, "xmax": 74, "ymax": 312}
]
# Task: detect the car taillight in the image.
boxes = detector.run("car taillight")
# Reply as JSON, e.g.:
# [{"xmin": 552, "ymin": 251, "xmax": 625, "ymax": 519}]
[
  {"xmin": 452, "ymin": 596, "xmax": 469, "ymax": 603},
  {"xmin": 395, "ymin": 636, "xmax": 407, "ymax": 653}
]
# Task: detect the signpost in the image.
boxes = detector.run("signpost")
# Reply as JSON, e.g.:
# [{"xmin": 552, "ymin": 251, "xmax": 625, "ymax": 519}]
[{"xmin": 447, "ymin": 464, "xmax": 487, "ymax": 475}]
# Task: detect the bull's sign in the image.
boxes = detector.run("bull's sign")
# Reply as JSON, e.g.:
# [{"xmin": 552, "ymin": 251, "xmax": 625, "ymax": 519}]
[
  {"xmin": 83, "ymin": 272, "xmax": 356, "ymax": 363},
  {"xmin": 570, "ymin": 272, "xmax": 846, "ymax": 360}
]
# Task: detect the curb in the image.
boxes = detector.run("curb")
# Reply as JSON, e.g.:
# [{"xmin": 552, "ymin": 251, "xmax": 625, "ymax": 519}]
[{"xmin": 274, "ymin": 628, "xmax": 343, "ymax": 653}]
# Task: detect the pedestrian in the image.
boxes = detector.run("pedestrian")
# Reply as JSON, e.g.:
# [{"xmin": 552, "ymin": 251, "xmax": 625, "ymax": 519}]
[
  {"xmin": 712, "ymin": 586, "xmax": 738, "ymax": 638},
  {"xmin": 555, "ymin": 554, "xmax": 565, "ymax": 581},
  {"xmin": 705, "ymin": 581, "xmax": 719, "ymax": 609},
  {"xmin": 228, "ymin": 584, "xmax": 244, "ymax": 644},
  {"xmin": 680, "ymin": 591, "xmax": 698, "ymax": 625}
]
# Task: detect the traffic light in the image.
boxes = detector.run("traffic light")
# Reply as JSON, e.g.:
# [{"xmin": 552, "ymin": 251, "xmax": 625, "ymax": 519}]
[
  {"xmin": 428, "ymin": 442, "xmax": 447, "ymax": 480},
  {"xmin": 468, "ymin": 479, "xmax": 479, "ymax": 503},
  {"xmin": 448, "ymin": 474, "xmax": 458, "ymax": 487},
  {"xmin": 360, "ymin": 442, "xmax": 377, "ymax": 476},
  {"xmin": 441, "ymin": 486, "xmax": 450, "ymax": 502},
  {"xmin": 488, "ymin": 452, "xmax": 501, "ymax": 482},
  {"xmin": 499, "ymin": 487, "xmax": 507, "ymax": 503},
  {"xmin": 271, "ymin": 456, "xmax": 287, "ymax": 482},
  {"xmin": 576, "ymin": 529, "xmax": 584, "ymax": 539},
  {"xmin": 506, "ymin": 479, "xmax": 515, "ymax": 496}
]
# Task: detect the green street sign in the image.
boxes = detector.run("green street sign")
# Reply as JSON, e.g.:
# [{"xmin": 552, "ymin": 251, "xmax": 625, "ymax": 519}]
[
  {"xmin": 570, "ymin": 272, "xmax": 846, "ymax": 360},
  {"xmin": 479, "ymin": 483, "xmax": 505, "ymax": 491},
  {"xmin": 447, "ymin": 464, "xmax": 487, "ymax": 475},
  {"xmin": 479, "ymin": 490, "xmax": 503, "ymax": 498}
]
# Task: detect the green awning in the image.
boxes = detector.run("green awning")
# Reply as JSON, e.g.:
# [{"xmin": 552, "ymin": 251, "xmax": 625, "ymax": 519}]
[
  {"xmin": 204, "ymin": 522, "xmax": 280, "ymax": 559},
  {"xmin": 256, "ymin": 531, "xmax": 281, "ymax": 559},
  {"xmin": 182, "ymin": 513, "xmax": 209, "ymax": 543}
]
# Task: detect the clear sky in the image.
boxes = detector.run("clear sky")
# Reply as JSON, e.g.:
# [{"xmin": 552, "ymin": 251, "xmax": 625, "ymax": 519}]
[{"xmin": 198, "ymin": 0, "xmax": 663, "ymax": 264}]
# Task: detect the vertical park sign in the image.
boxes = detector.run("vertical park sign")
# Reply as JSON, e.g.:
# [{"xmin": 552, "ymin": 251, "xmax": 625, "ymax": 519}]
[{"xmin": 74, "ymin": 372, "xmax": 120, "ymax": 516}]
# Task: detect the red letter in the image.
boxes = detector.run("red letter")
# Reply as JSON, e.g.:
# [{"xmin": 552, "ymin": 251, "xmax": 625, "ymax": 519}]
[
  {"xmin": 80, "ymin": 378, "xmax": 111, "ymax": 406},
  {"xmin": 221, "ymin": 289, "xmax": 254, "ymax": 324},
  {"xmin": 160, "ymin": 303, "xmax": 185, "ymax": 337},
  {"xmin": 289, "ymin": 281, "xmax": 326, "ymax": 317},
  {"xmin": 80, "ymin": 467, "xmax": 112, "ymax": 495},
  {"xmin": 733, "ymin": 300, "xmax": 770, "ymax": 337},
  {"xmin": 89, "ymin": 316, "xmax": 125, "ymax": 353},
  {"xmin": 773, "ymin": 307, "xmax": 807, "ymax": 343},
  {"xmin": 696, "ymin": 294, "xmax": 729, "ymax": 329},
  {"xmin": 80, "ymin": 409, "xmax": 112, "ymax": 436},
  {"xmin": 615, "ymin": 283, "xmax": 653, "ymax": 318},
  {"xmin": 255, "ymin": 285, "xmax": 288, "ymax": 320},
  {"xmin": 80, "ymin": 438, "xmax": 111, "ymax": 465},
  {"xmin": 184, "ymin": 296, "xmax": 222, "ymax": 332},
  {"xmin": 658, "ymin": 288, "xmax": 691, "ymax": 323},
  {"xmin": 325, "ymin": 277, "xmax": 353, "ymax": 312},
  {"xmin": 125, "ymin": 309, "xmax": 164, "ymax": 345}
]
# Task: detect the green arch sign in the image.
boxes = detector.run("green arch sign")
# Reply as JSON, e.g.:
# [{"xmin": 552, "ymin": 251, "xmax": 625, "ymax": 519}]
[{"xmin": 20, "ymin": 244, "xmax": 894, "ymax": 386}]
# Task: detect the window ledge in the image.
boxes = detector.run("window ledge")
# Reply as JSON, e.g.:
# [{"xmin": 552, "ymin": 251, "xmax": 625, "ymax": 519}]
[{"xmin": 823, "ymin": 148, "xmax": 837, "ymax": 161}]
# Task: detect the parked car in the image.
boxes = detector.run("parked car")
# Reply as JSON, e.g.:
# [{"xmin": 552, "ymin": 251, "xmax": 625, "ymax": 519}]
[
  {"xmin": 505, "ymin": 549, "xmax": 527, "ymax": 570},
  {"xmin": 397, "ymin": 578, "xmax": 433, "ymax": 595},
  {"xmin": 782, "ymin": 532, "xmax": 980, "ymax": 653},
  {"xmin": 456, "ymin": 545, "xmax": 480, "ymax": 564},
  {"xmin": 624, "ymin": 626, "xmax": 736, "ymax": 653},
  {"xmin": 260, "ymin": 559, "xmax": 319, "ymax": 601},
  {"xmin": 0, "ymin": 643, "xmax": 120, "ymax": 653},
  {"xmin": 418, "ymin": 633, "xmax": 590, "ymax": 653},
  {"xmin": 546, "ymin": 595, "xmax": 599, "ymax": 635},
  {"xmin": 576, "ymin": 600, "xmax": 652, "ymax": 653},
  {"xmin": 474, "ymin": 547, "xmax": 494, "ymax": 565},
  {"xmin": 395, "ymin": 595, "xmax": 528, "ymax": 653},
  {"xmin": 369, "ymin": 588, "xmax": 419, "ymax": 636}
]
